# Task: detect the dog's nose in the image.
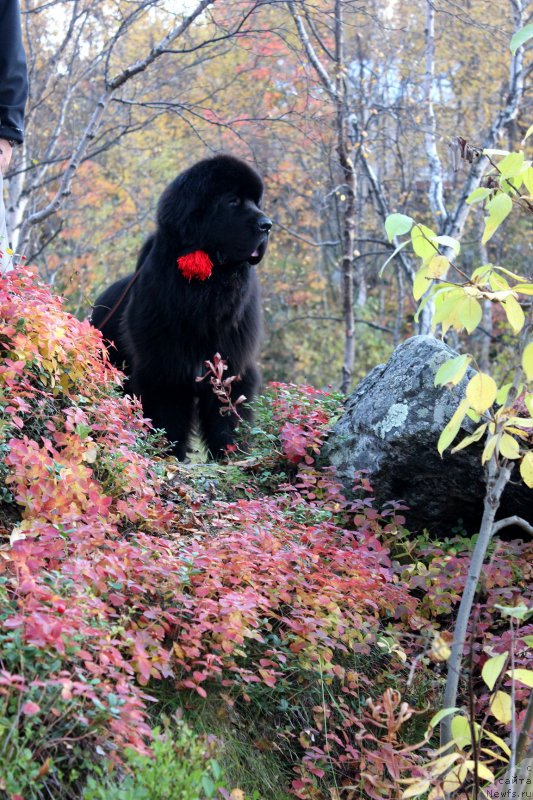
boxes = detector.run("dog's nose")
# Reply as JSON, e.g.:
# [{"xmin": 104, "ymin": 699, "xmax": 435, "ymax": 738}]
[{"xmin": 258, "ymin": 216, "xmax": 272, "ymax": 233}]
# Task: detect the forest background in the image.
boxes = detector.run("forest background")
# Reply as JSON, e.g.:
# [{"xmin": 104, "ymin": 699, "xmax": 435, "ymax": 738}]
[{"xmin": 7, "ymin": 0, "xmax": 531, "ymax": 392}]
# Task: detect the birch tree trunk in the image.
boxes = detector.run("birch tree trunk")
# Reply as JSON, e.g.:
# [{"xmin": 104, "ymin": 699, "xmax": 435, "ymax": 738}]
[{"xmin": 289, "ymin": 0, "xmax": 358, "ymax": 393}]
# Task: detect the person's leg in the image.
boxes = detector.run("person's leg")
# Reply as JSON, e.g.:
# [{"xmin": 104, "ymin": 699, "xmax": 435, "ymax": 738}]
[{"xmin": 0, "ymin": 171, "xmax": 13, "ymax": 274}]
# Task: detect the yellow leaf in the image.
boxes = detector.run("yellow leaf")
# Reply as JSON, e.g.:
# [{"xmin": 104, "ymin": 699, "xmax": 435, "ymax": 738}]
[
  {"xmin": 482, "ymin": 653, "xmax": 507, "ymax": 691},
  {"xmin": 520, "ymin": 452, "xmax": 533, "ymax": 487},
  {"xmin": 490, "ymin": 690, "xmax": 512, "ymax": 724},
  {"xmin": 428, "ymin": 789, "xmax": 446, "ymax": 800},
  {"xmin": 522, "ymin": 124, "xmax": 533, "ymax": 143},
  {"xmin": 413, "ymin": 265, "xmax": 431, "ymax": 301},
  {"xmin": 451, "ymin": 424, "xmax": 487, "ymax": 453},
  {"xmin": 522, "ymin": 342, "xmax": 533, "ymax": 380},
  {"xmin": 507, "ymin": 668, "xmax": 533, "ymax": 688},
  {"xmin": 430, "ymin": 633, "xmax": 451, "ymax": 662},
  {"xmin": 483, "ymin": 727, "xmax": 511, "ymax": 757},
  {"xmin": 466, "ymin": 373, "xmax": 497, "ymax": 414},
  {"xmin": 480, "ymin": 747, "xmax": 509, "ymax": 763},
  {"xmin": 428, "ymin": 752, "xmax": 461, "ymax": 777},
  {"xmin": 498, "ymin": 432, "xmax": 520, "ymax": 460},
  {"xmin": 523, "ymin": 166, "xmax": 533, "ymax": 194},
  {"xmin": 428, "ymin": 255, "xmax": 450, "ymax": 278},
  {"xmin": 443, "ymin": 767, "xmax": 463, "ymax": 794},
  {"xmin": 513, "ymin": 282, "xmax": 533, "ymax": 295},
  {"xmin": 402, "ymin": 779, "xmax": 431, "ymax": 798},
  {"xmin": 501, "ymin": 295, "xmax": 525, "ymax": 333},
  {"xmin": 482, "ymin": 434, "xmax": 498, "ymax": 464},
  {"xmin": 474, "ymin": 762, "xmax": 495, "ymax": 783},
  {"xmin": 438, "ymin": 399, "xmax": 469, "ymax": 456}
]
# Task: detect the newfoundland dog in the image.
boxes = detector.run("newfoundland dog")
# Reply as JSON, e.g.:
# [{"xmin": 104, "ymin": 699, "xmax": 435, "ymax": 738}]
[{"xmin": 91, "ymin": 154, "xmax": 271, "ymax": 460}]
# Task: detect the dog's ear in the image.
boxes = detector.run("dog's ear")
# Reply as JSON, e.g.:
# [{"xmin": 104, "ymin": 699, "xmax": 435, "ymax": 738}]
[{"xmin": 156, "ymin": 169, "xmax": 209, "ymax": 248}]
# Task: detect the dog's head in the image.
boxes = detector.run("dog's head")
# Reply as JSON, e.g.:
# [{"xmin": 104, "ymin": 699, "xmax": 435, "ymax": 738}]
[{"xmin": 157, "ymin": 154, "xmax": 272, "ymax": 268}]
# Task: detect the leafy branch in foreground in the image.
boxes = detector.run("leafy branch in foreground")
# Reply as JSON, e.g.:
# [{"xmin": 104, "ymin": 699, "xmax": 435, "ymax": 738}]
[{"xmin": 384, "ymin": 127, "xmax": 533, "ymax": 796}]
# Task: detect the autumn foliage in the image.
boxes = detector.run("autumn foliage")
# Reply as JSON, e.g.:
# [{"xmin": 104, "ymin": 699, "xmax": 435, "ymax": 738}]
[{"xmin": 0, "ymin": 271, "xmax": 531, "ymax": 799}]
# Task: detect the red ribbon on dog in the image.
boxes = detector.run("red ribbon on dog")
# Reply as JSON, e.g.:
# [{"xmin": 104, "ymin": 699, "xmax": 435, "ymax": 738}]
[{"xmin": 177, "ymin": 250, "xmax": 213, "ymax": 281}]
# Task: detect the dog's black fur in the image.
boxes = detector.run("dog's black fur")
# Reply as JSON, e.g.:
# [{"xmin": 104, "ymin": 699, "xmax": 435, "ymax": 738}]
[{"xmin": 91, "ymin": 154, "xmax": 271, "ymax": 460}]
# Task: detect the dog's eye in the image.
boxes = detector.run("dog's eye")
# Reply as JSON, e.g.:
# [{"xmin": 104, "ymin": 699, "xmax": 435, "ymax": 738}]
[{"xmin": 227, "ymin": 196, "xmax": 240, "ymax": 207}]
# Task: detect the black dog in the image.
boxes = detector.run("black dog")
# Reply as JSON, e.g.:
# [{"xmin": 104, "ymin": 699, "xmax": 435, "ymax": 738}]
[{"xmin": 91, "ymin": 154, "xmax": 271, "ymax": 460}]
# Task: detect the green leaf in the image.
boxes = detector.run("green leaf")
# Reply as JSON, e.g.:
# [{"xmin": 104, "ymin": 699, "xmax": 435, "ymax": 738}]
[
  {"xmin": 438, "ymin": 399, "xmax": 469, "ymax": 456},
  {"xmin": 497, "ymin": 151, "xmax": 525, "ymax": 179},
  {"xmin": 494, "ymin": 265, "xmax": 527, "ymax": 281},
  {"xmin": 523, "ymin": 167, "xmax": 533, "ymax": 195},
  {"xmin": 496, "ymin": 382, "xmax": 512, "ymax": 405},
  {"xmin": 201, "ymin": 775, "xmax": 216, "ymax": 797},
  {"xmin": 482, "ymin": 193, "xmax": 513, "ymax": 244},
  {"xmin": 510, "ymin": 23, "xmax": 533, "ymax": 54},
  {"xmin": 500, "ymin": 175, "xmax": 523, "ymax": 193},
  {"xmin": 428, "ymin": 706, "xmax": 459, "ymax": 730},
  {"xmin": 494, "ymin": 603, "xmax": 531, "ymax": 620},
  {"xmin": 489, "ymin": 271, "xmax": 510, "ymax": 291},
  {"xmin": 466, "ymin": 373, "xmax": 497, "ymax": 414},
  {"xmin": 523, "ymin": 342, "xmax": 533, "ymax": 380},
  {"xmin": 456, "ymin": 295, "xmax": 482, "ymax": 334},
  {"xmin": 432, "ymin": 235, "xmax": 461, "ymax": 256},
  {"xmin": 413, "ymin": 264, "xmax": 431, "ymax": 301},
  {"xmin": 451, "ymin": 715, "xmax": 471, "ymax": 746},
  {"xmin": 482, "ymin": 653, "xmax": 507, "ymax": 691},
  {"xmin": 434, "ymin": 354, "xmax": 471, "ymax": 387},
  {"xmin": 432, "ymin": 287, "xmax": 463, "ymax": 334},
  {"xmin": 466, "ymin": 408, "xmax": 481, "ymax": 423},
  {"xmin": 385, "ymin": 213, "xmax": 413, "ymax": 242},
  {"xmin": 411, "ymin": 223, "xmax": 437, "ymax": 265},
  {"xmin": 467, "ymin": 187, "xmax": 491, "ymax": 205},
  {"xmin": 379, "ymin": 239, "xmax": 410, "ymax": 276}
]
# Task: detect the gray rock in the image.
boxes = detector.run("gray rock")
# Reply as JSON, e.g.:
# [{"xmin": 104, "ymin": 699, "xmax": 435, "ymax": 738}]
[{"xmin": 322, "ymin": 335, "xmax": 532, "ymax": 535}]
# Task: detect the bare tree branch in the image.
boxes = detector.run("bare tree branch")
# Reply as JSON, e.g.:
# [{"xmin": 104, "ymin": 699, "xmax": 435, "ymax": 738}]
[{"xmin": 17, "ymin": 0, "xmax": 214, "ymax": 247}]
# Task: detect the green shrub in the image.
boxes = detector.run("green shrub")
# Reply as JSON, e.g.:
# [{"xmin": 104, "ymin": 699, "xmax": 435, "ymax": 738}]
[{"xmin": 83, "ymin": 719, "xmax": 228, "ymax": 800}]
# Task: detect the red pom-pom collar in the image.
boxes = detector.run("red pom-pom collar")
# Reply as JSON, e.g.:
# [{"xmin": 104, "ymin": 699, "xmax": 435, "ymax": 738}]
[{"xmin": 177, "ymin": 250, "xmax": 213, "ymax": 281}]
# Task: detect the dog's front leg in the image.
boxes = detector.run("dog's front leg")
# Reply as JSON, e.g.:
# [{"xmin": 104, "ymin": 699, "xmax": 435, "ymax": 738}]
[{"xmin": 133, "ymin": 378, "xmax": 194, "ymax": 461}]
